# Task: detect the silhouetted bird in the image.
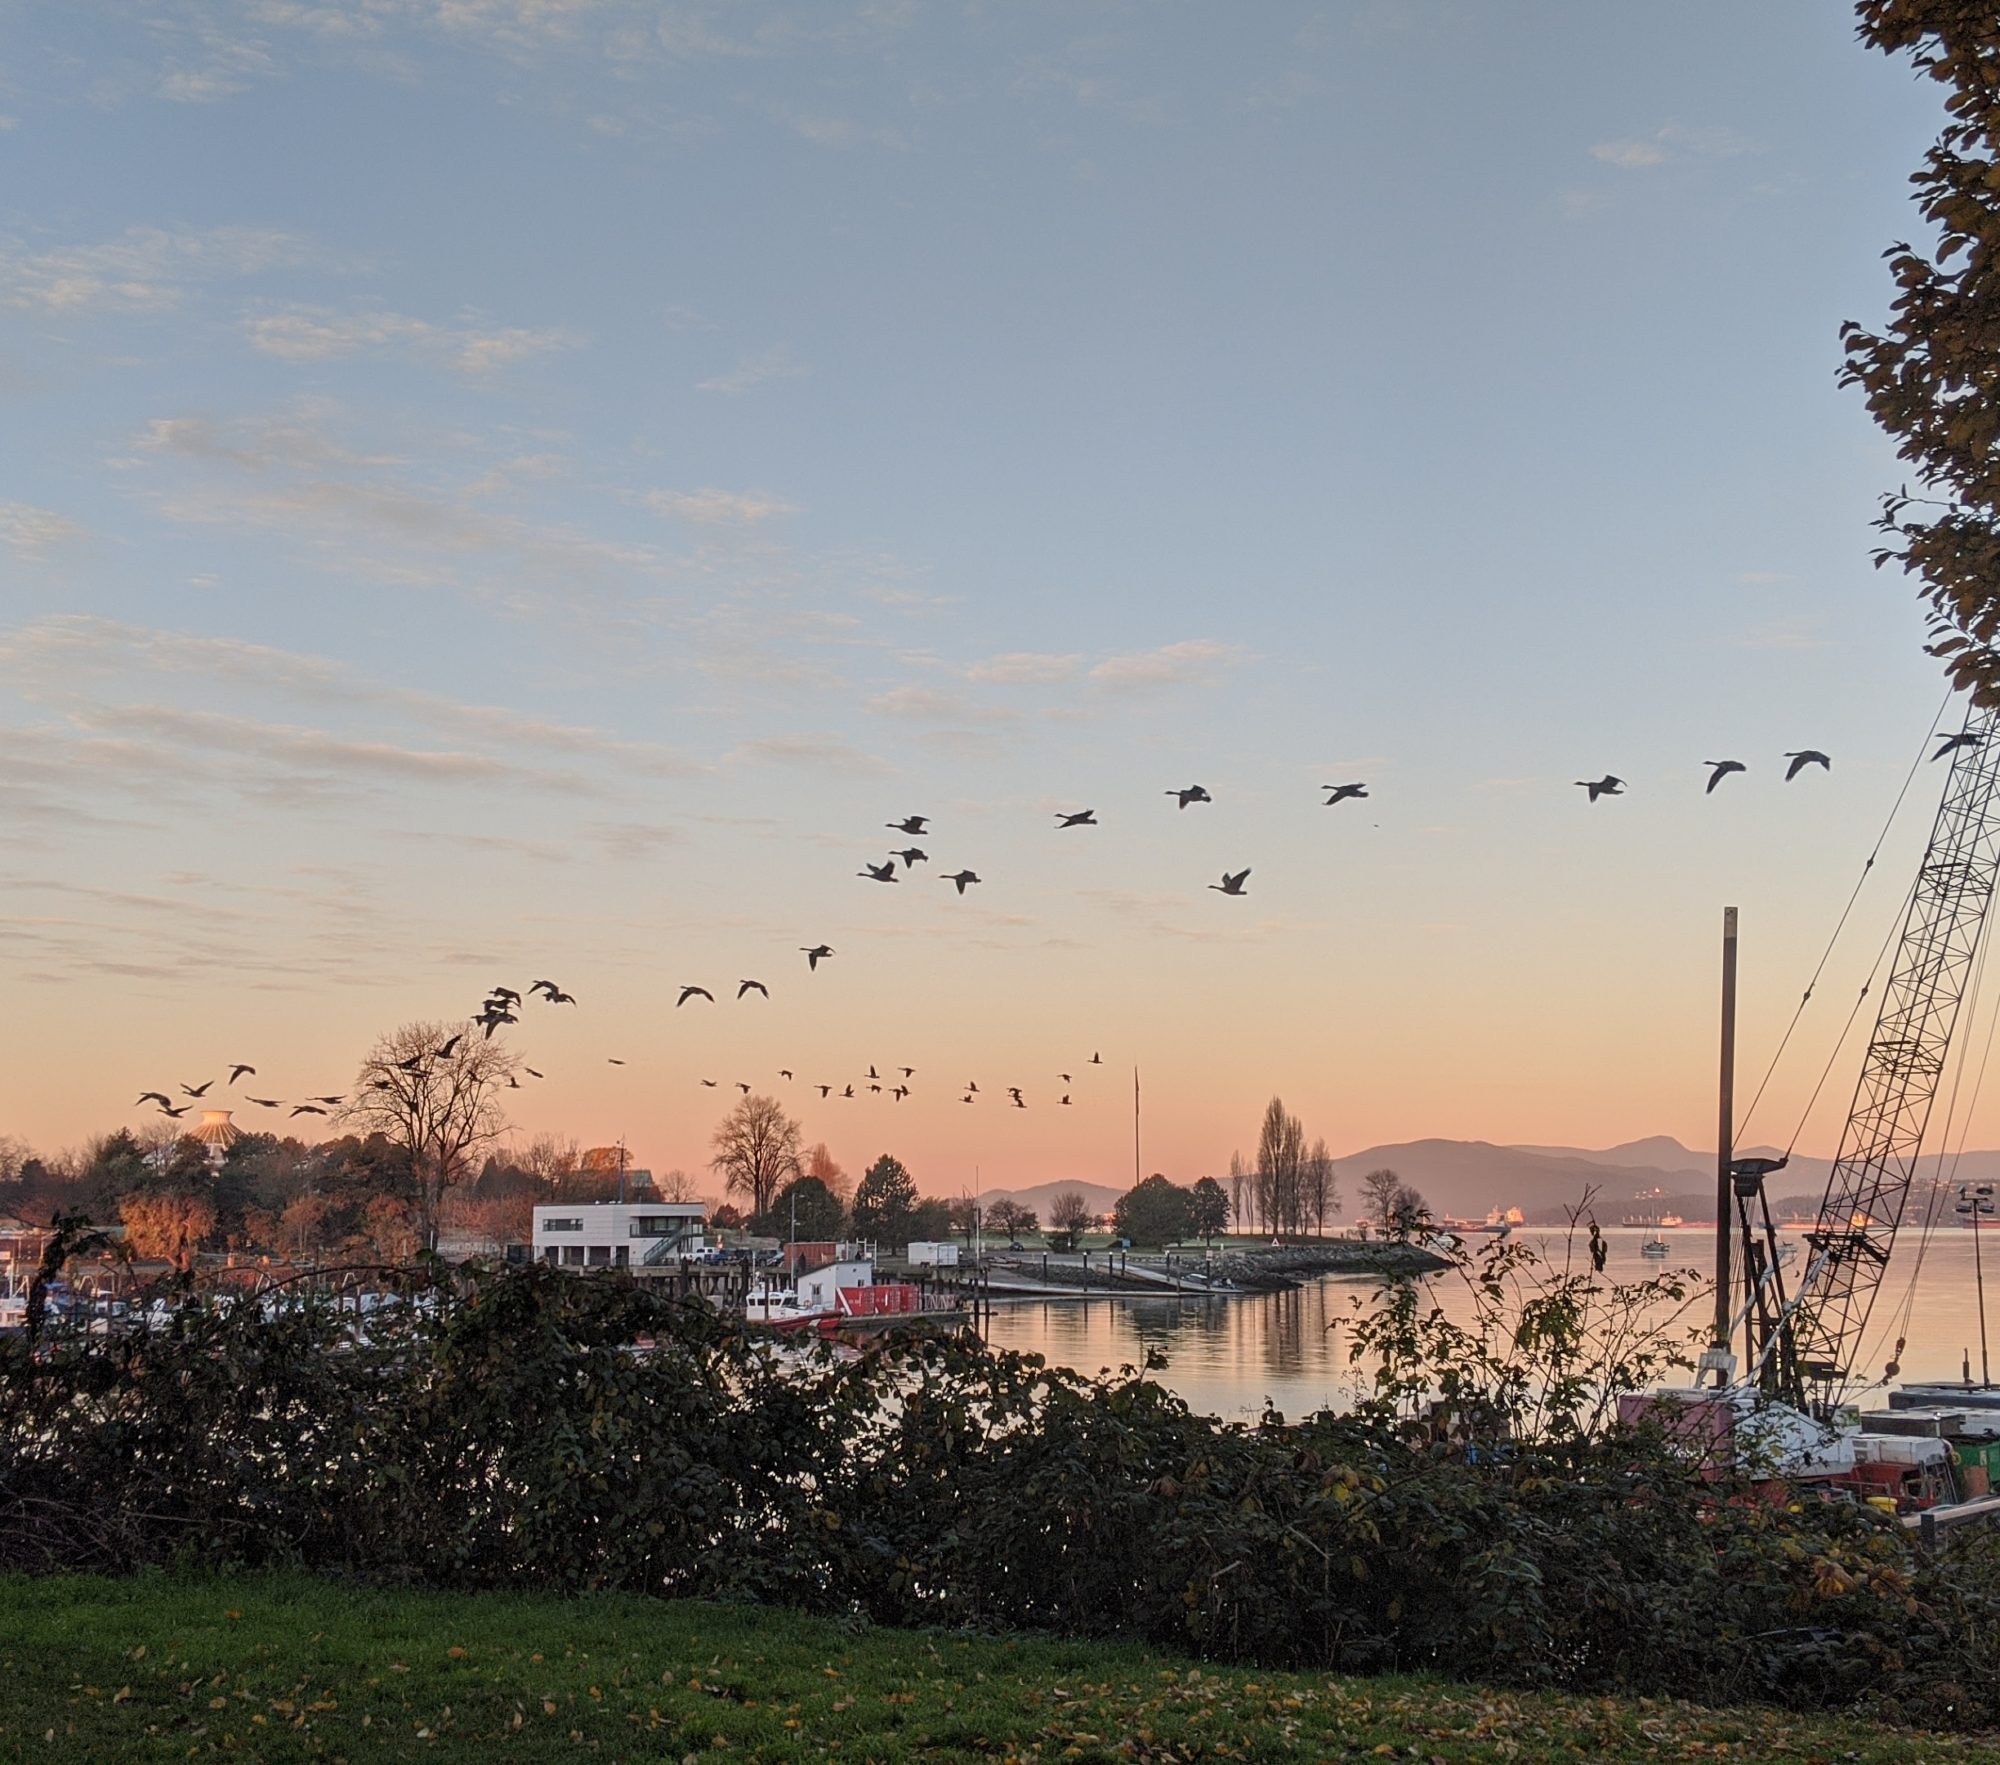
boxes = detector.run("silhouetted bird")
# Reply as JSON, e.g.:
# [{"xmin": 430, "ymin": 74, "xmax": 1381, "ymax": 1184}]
[
  {"xmin": 893, "ymin": 847, "xmax": 928, "ymax": 867},
  {"xmin": 1010, "ymin": 1095, "xmax": 1026, "ymax": 1108},
  {"xmin": 737, "ymin": 1082, "xmax": 752, "ymax": 1093},
  {"xmin": 156, "ymin": 1103, "xmax": 189, "ymax": 1118},
  {"xmin": 737, "ymin": 979, "xmax": 769, "ymax": 999},
  {"xmin": 311, "ymin": 1095, "xmax": 343, "ymax": 1106},
  {"xmin": 801, "ymin": 944, "xmax": 834, "ymax": 970},
  {"xmin": 607, "ymin": 1058, "xmax": 626, "ymax": 1065},
  {"xmin": 290, "ymin": 1104, "xmax": 326, "ymax": 1117},
  {"xmin": 860, "ymin": 860, "xmax": 898, "ymax": 883},
  {"xmin": 135, "ymin": 1091, "xmax": 172, "ymax": 1108},
  {"xmin": 869, "ymin": 1083, "xmax": 882, "ymax": 1094},
  {"xmin": 524, "ymin": 1067, "xmax": 543, "ymax": 1079},
  {"xmin": 479, "ymin": 1010, "xmax": 516, "ymax": 1039},
  {"xmin": 1784, "ymin": 751, "xmax": 1831, "ymax": 781},
  {"xmin": 867, "ymin": 1064, "xmax": 880, "ymax": 1080},
  {"xmin": 899, "ymin": 1066, "xmax": 915, "ymax": 1078},
  {"xmin": 1060, "ymin": 1094, "xmax": 1072, "ymax": 1106},
  {"xmin": 888, "ymin": 815, "xmax": 930, "ymax": 835},
  {"xmin": 961, "ymin": 1093, "xmax": 975, "ymax": 1104},
  {"xmin": 541, "ymin": 988, "xmax": 576, "ymax": 1005},
  {"xmin": 245, "ymin": 1096, "xmax": 282, "ymax": 1108},
  {"xmin": 1058, "ymin": 1072, "xmax": 1071, "ymax": 1083},
  {"xmin": 779, "ymin": 1069, "xmax": 793, "ymax": 1080},
  {"xmin": 840, "ymin": 1084, "xmax": 854, "ymax": 1099},
  {"xmin": 489, "ymin": 986, "xmax": 522, "ymax": 1006},
  {"xmin": 892, "ymin": 1086, "xmax": 908, "ymax": 1101},
  {"xmin": 1208, "ymin": 868, "xmax": 1250, "ymax": 896},
  {"xmin": 505, "ymin": 1075, "xmax": 521, "ymax": 1089},
  {"xmin": 817, "ymin": 1085, "xmax": 833, "ymax": 1098},
  {"xmin": 1090, "ymin": 1051, "xmax": 1102, "ymax": 1064},
  {"xmin": 1056, "ymin": 810, "xmax": 1097, "ymax": 827},
  {"xmin": 966, "ymin": 1081, "xmax": 980, "ymax": 1094},
  {"xmin": 1575, "ymin": 776, "xmax": 1624, "ymax": 803},
  {"xmin": 436, "ymin": 1034, "xmax": 462, "ymax": 1058},
  {"xmin": 1166, "ymin": 785, "xmax": 1211, "ymax": 809},
  {"xmin": 1321, "ymin": 783, "xmax": 1368, "ymax": 805},
  {"xmin": 943, "ymin": 870, "xmax": 980, "ymax": 894},
  {"xmin": 1703, "ymin": 760, "xmax": 1746, "ymax": 794},
  {"xmin": 395, "ymin": 1054, "xmax": 425, "ymax": 1073},
  {"xmin": 677, "ymin": 985, "xmax": 714, "ymax": 1007},
  {"xmin": 227, "ymin": 1063, "xmax": 256, "ymax": 1084},
  {"xmin": 1007, "ymin": 1087, "xmax": 1023, "ymax": 1102},
  {"xmin": 181, "ymin": 1080, "xmax": 213, "ymax": 1098},
  {"xmin": 700, "ymin": 1079, "xmax": 717, "ymax": 1087},
  {"xmin": 1936, "ymin": 731, "xmax": 1986, "ymax": 761}
]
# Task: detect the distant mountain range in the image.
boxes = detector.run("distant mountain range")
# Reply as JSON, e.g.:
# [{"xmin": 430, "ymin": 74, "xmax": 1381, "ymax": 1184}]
[{"xmin": 972, "ymin": 1137, "xmax": 2000, "ymax": 1227}]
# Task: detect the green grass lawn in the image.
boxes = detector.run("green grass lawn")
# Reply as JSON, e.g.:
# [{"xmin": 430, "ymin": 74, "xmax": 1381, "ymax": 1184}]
[{"xmin": 0, "ymin": 1571, "xmax": 1988, "ymax": 1763}]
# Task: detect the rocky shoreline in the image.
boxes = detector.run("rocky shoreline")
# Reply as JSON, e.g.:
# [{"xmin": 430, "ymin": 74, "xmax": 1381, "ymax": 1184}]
[{"xmin": 974, "ymin": 1239, "xmax": 1449, "ymax": 1299}]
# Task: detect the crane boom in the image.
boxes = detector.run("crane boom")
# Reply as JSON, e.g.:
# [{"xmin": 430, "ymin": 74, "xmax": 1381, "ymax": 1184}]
[{"xmin": 1774, "ymin": 707, "xmax": 2000, "ymax": 1414}]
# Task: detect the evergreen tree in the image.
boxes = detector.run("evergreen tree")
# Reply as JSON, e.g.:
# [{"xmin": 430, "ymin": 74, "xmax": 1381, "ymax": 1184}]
[{"xmin": 851, "ymin": 1154, "xmax": 918, "ymax": 1246}]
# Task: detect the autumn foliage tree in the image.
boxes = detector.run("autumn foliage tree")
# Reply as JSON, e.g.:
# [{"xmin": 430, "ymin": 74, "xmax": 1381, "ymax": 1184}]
[
  {"xmin": 1844, "ymin": 1, "xmax": 2000, "ymax": 700},
  {"xmin": 339, "ymin": 1021, "xmax": 520, "ymax": 1252}
]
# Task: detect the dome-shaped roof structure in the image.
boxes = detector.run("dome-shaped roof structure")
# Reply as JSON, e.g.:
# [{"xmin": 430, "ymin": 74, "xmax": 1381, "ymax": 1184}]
[{"xmin": 190, "ymin": 1109, "xmax": 242, "ymax": 1151}]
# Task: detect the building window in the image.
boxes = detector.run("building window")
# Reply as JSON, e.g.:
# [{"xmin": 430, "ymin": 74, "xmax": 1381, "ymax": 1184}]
[
  {"xmin": 587, "ymin": 1245, "xmax": 610, "ymax": 1267},
  {"xmin": 561, "ymin": 1246, "xmax": 584, "ymax": 1267},
  {"xmin": 629, "ymin": 1216, "xmax": 676, "ymax": 1237},
  {"xmin": 543, "ymin": 1218, "xmax": 583, "ymax": 1233},
  {"xmin": 614, "ymin": 1245, "xmax": 629, "ymax": 1267}
]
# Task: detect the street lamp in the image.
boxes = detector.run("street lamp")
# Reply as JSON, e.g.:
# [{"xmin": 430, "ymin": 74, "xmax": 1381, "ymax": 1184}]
[{"xmin": 1957, "ymin": 1181, "xmax": 1996, "ymax": 1388}]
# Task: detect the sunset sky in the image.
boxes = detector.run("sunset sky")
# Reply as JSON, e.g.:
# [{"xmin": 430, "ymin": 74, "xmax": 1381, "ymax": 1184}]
[{"xmin": 0, "ymin": 2, "xmax": 1979, "ymax": 1198}]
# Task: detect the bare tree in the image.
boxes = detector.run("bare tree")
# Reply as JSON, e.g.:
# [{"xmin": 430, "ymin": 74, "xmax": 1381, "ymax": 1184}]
[
  {"xmin": 1304, "ymin": 1136, "xmax": 1339, "ymax": 1237},
  {"xmin": 1359, "ymin": 1167, "xmax": 1403, "ymax": 1233},
  {"xmin": 1047, "ymin": 1189, "xmax": 1093, "ymax": 1250},
  {"xmin": 710, "ymin": 1094, "xmax": 803, "ymax": 1220},
  {"xmin": 1227, "ymin": 1149, "xmax": 1249, "ymax": 1232},
  {"xmin": 339, "ymin": 1020, "xmax": 520, "ymax": 1252},
  {"xmin": 654, "ymin": 1167, "xmax": 701, "ymax": 1203},
  {"xmin": 519, "ymin": 1134, "xmax": 581, "ymax": 1187}
]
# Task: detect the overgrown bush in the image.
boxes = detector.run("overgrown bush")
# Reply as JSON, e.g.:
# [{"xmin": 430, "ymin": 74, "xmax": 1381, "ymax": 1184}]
[{"xmin": 3, "ymin": 1248, "xmax": 1998, "ymax": 1730}]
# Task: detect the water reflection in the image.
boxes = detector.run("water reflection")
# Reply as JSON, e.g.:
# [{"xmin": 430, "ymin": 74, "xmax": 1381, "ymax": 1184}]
[{"xmin": 983, "ymin": 1228, "xmax": 2000, "ymax": 1422}]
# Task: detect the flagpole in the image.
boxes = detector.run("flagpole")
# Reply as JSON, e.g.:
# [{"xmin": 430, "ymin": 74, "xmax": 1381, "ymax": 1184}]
[{"xmin": 1133, "ymin": 1066, "xmax": 1141, "ymax": 1188}]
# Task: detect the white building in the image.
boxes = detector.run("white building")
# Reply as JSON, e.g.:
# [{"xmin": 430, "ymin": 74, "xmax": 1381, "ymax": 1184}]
[
  {"xmin": 906, "ymin": 1240, "xmax": 960, "ymax": 1267},
  {"xmin": 533, "ymin": 1202, "xmax": 708, "ymax": 1272}
]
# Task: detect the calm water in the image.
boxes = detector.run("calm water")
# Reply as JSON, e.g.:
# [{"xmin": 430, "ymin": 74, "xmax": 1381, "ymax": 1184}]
[{"xmin": 981, "ymin": 1228, "xmax": 2000, "ymax": 1422}]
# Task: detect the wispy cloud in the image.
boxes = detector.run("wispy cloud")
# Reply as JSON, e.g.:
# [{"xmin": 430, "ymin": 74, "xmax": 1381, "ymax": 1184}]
[
  {"xmin": 1590, "ymin": 123, "xmax": 1755, "ymax": 171},
  {"xmin": 1088, "ymin": 638, "xmax": 1242, "ymax": 687},
  {"xmin": 0, "ymin": 502, "xmax": 85, "ymax": 558},
  {"xmin": 244, "ymin": 304, "xmax": 580, "ymax": 375},
  {"xmin": 696, "ymin": 344, "xmax": 803, "ymax": 395},
  {"xmin": 1589, "ymin": 139, "xmax": 1666, "ymax": 170},
  {"xmin": 727, "ymin": 733, "xmax": 889, "ymax": 775},
  {"xmin": 1731, "ymin": 617, "xmax": 1834, "ymax": 652},
  {"xmin": 964, "ymin": 651, "xmax": 1081, "ymax": 685},
  {"xmin": 865, "ymin": 686, "xmax": 1020, "ymax": 725},
  {"xmin": 0, "ymin": 224, "xmax": 307, "ymax": 313},
  {"xmin": 644, "ymin": 486, "xmax": 797, "ymax": 525},
  {"xmin": 0, "ymin": 615, "xmax": 702, "ymax": 779}
]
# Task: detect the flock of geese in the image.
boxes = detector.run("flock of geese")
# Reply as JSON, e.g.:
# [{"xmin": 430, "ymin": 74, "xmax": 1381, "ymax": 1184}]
[{"xmin": 134, "ymin": 739, "xmax": 1989, "ymax": 1138}]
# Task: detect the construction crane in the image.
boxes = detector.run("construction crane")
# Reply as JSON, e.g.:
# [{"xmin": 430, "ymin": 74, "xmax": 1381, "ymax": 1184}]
[{"xmin": 1737, "ymin": 707, "xmax": 2000, "ymax": 1417}]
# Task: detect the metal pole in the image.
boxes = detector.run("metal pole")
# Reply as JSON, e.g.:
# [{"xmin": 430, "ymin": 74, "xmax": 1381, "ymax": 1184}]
[
  {"xmin": 1711, "ymin": 906, "xmax": 1738, "ymax": 1383},
  {"xmin": 1133, "ymin": 1067, "xmax": 1141, "ymax": 1189},
  {"xmin": 1974, "ymin": 1190, "xmax": 1991, "ymax": 1387}
]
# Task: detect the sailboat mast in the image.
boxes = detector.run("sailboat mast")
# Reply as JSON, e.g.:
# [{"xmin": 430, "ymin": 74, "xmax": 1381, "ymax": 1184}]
[{"xmin": 1711, "ymin": 906, "xmax": 1738, "ymax": 1384}]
